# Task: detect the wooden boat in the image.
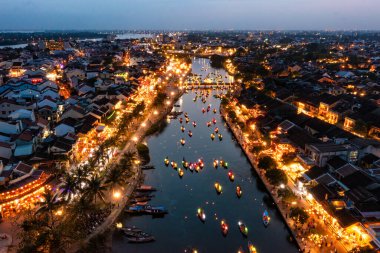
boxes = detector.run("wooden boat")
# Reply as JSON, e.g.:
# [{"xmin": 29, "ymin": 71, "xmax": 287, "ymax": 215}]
[
  {"xmin": 263, "ymin": 210, "xmax": 270, "ymax": 226},
  {"xmin": 127, "ymin": 236, "xmax": 155, "ymax": 243},
  {"xmin": 248, "ymin": 241, "xmax": 257, "ymax": 253},
  {"xmin": 238, "ymin": 221, "xmax": 248, "ymax": 236},
  {"xmin": 136, "ymin": 185, "xmax": 156, "ymax": 192},
  {"xmin": 178, "ymin": 168, "xmax": 184, "ymax": 178},
  {"xmin": 236, "ymin": 185, "xmax": 242, "ymax": 198},
  {"xmin": 228, "ymin": 170, "xmax": 235, "ymax": 181},
  {"xmin": 220, "ymin": 219, "xmax": 229, "ymax": 236},
  {"xmin": 214, "ymin": 182, "xmax": 222, "ymax": 194},
  {"xmin": 197, "ymin": 208, "xmax": 206, "ymax": 223}
]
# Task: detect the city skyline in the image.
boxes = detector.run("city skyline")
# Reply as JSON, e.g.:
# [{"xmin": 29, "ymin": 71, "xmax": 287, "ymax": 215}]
[{"xmin": 1, "ymin": 0, "xmax": 380, "ymax": 30}]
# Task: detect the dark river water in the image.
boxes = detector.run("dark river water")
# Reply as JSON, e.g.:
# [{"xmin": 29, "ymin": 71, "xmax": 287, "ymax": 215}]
[{"xmin": 112, "ymin": 85, "xmax": 298, "ymax": 253}]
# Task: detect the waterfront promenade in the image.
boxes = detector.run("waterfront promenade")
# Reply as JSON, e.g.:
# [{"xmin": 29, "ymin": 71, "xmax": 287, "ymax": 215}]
[{"xmin": 220, "ymin": 105, "xmax": 346, "ymax": 253}]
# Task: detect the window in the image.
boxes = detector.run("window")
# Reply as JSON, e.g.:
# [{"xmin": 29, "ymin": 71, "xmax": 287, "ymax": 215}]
[{"xmin": 2, "ymin": 111, "xmax": 5, "ymax": 115}]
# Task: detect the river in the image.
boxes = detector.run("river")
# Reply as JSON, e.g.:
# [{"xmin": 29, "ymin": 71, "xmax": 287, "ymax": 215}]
[{"xmin": 112, "ymin": 59, "xmax": 298, "ymax": 253}]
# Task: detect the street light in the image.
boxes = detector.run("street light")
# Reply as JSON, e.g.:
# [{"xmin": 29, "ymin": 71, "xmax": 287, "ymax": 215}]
[{"xmin": 113, "ymin": 191, "xmax": 121, "ymax": 200}]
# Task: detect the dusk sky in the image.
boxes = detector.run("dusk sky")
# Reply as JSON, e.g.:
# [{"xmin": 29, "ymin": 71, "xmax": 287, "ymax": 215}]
[{"xmin": 1, "ymin": 0, "xmax": 380, "ymax": 30}]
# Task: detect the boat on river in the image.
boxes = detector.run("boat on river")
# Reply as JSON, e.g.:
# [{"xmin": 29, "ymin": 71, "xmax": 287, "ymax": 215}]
[
  {"xmin": 210, "ymin": 133, "xmax": 215, "ymax": 140},
  {"xmin": 197, "ymin": 208, "xmax": 206, "ymax": 223},
  {"xmin": 213, "ymin": 159, "xmax": 219, "ymax": 168},
  {"xmin": 214, "ymin": 182, "xmax": 222, "ymax": 194},
  {"xmin": 213, "ymin": 108, "xmax": 217, "ymax": 113},
  {"xmin": 188, "ymin": 130, "xmax": 193, "ymax": 137},
  {"xmin": 180, "ymin": 138, "xmax": 186, "ymax": 146},
  {"xmin": 214, "ymin": 127, "xmax": 219, "ymax": 133},
  {"xmin": 202, "ymin": 108, "xmax": 206, "ymax": 113},
  {"xmin": 192, "ymin": 121, "xmax": 197, "ymax": 127},
  {"xmin": 164, "ymin": 157, "xmax": 170, "ymax": 166},
  {"xmin": 179, "ymin": 117, "xmax": 183, "ymax": 123},
  {"xmin": 136, "ymin": 185, "xmax": 156, "ymax": 192},
  {"xmin": 171, "ymin": 161, "xmax": 178, "ymax": 169},
  {"xmin": 263, "ymin": 210, "xmax": 270, "ymax": 226},
  {"xmin": 218, "ymin": 134, "xmax": 223, "ymax": 141},
  {"xmin": 181, "ymin": 126, "xmax": 185, "ymax": 132},
  {"xmin": 128, "ymin": 235, "xmax": 155, "ymax": 243},
  {"xmin": 238, "ymin": 221, "xmax": 248, "ymax": 237},
  {"xmin": 236, "ymin": 185, "xmax": 242, "ymax": 198},
  {"xmin": 228, "ymin": 170, "xmax": 235, "ymax": 181},
  {"xmin": 178, "ymin": 168, "xmax": 184, "ymax": 178},
  {"xmin": 248, "ymin": 241, "xmax": 257, "ymax": 253},
  {"xmin": 220, "ymin": 160, "xmax": 228, "ymax": 168},
  {"xmin": 207, "ymin": 121, "xmax": 211, "ymax": 127},
  {"xmin": 185, "ymin": 117, "xmax": 190, "ymax": 123},
  {"xmin": 220, "ymin": 219, "xmax": 229, "ymax": 236},
  {"xmin": 212, "ymin": 118, "xmax": 217, "ymax": 124}
]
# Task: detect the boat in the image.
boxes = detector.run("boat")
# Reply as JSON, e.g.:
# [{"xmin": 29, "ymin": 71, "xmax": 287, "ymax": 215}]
[
  {"xmin": 164, "ymin": 157, "xmax": 170, "ymax": 166},
  {"xmin": 238, "ymin": 221, "xmax": 248, "ymax": 236},
  {"xmin": 121, "ymin": 226, "xmax": 142, "ymax": 233},
  {"xmin": 136, "ymin": 185, "xmax": 156, "ymax": 192},
  {"xmin": 195, "ymin": 164, "xmax": 200, "ymax": 173},
  {"xmin": 198, "ymin": 159, "xmax": 204, "ymax": 168},
  {"xmin": 185, "ymin": 117, "xmax": 190, "ymax": 123},
  {"xmin": 184, "ymin": 112, "xmax": 188, "ymax": 118},
  {"xmin": 214, "ymin": 182, "xmax": 222, "ymax": 194},
  {"xmin": 180, "ymin": 138, "xmax": 186, "ymax": 146},
  {"xmin": 236, "ymin": 185, "xmax": 242, "ymax": 198},
  {"xmin": 212, "ymin": 118, "xmax": 217, "ymax": 124},
  {"xmin": 188, "ymin": 130, "xmax": 193, "ymax": 137},
  {"xmin": 144, "ymin": 205, "xmax": 168, "ymax": 215},
  {"xmin": 192, "ymin": 121, "xmax": 197, "ymax": 127},
  {"xmin": 202, "ymin": 108, "xmax": 206, "ymax": 113},
  {"xmin": 228, "ymin": 170, "xmax": 235, "ymax": 181},
  {"xmin": 213, "ymin": 108, "xmax": 217, "ymax": 113},
  {"xmin": 218, "ymin": 134, "xmax": 223, "ymax": 141},
  {"xmin": 248, "ymin": 241, "xmax": 257, "ymax": 253},
  {"xmin": 214, "ymin": 127, "xmax": 219, "ymax": 133},
  {"xmin": 213, "ymin": 159, "xmax": 219, "ymax": 168},
  {"xmin": 263, "ymin": 210, "xmax": 270, "ymax": 226},
  {"xmin": 178, "ymin": 168, "xmax": 184, "ymax": 178},
  {"xmin": 171, "ymin": 161, "xmax": 178, "ymax": 169},
  {"xmin": 181, "ymin": 126, "xmax": 185, "ymax": 132},
  {"xmin": 207, "ymin": 121, "xmax": 211, "ymax": 127},
  {"xmin": 179, "ymin": 117, "xmax": 183, "ymax": 123},
  {"xmin": 141, "ymin": 165, "xmax": 155, "ymax": 170},
  {"xmin": 210, "ymin": 133, "xmax": 215, "ymax": 140},
  {"xmin": 220, "ymin": 219, "xmax": 229, "ymax": 236},
  {"xmin": 197, "ymin": 208, "xmax": 206, "ymax": 223},
  {"xmin": 221, "ymin": 160, "xmax": 228, "ymax": 168},
  {"xmin": 127, "ymin": 236, "xmax": 155, "ymax": 243}
]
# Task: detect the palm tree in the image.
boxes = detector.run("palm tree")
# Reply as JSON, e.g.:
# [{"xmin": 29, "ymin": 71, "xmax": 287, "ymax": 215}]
[
  {"xmin": 105, "ymin": 167, "xmax": 126, "ymax": 192},
  {"xmin": 58, "ymin": 174, "xmax": 78, "ymax": 202},
  {"xmin": 36, "ymin": 189, "xmax": 61, "ymax": 225},
  {"xmin": 83, "ymin": 175, "xmax": 107, "ymax": 204}
]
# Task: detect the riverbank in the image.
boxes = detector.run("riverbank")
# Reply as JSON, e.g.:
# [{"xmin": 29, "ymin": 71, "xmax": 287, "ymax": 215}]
[
  {"xmin": 70, "ymin": 85, "xmax": 183, "ymax": 252},
  {"xmin": 220, "ymin": 105, "xmax": 305, "ymax": 252}
]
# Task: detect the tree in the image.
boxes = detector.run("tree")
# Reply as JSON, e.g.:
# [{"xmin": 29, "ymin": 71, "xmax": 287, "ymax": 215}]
[
  {"xmin": 265, "ymin": 169, "xmax": 288, "ymax": 186},
  {"xmin": 289, "ymin": 207, "xmax": 309, "ymax": 224},
  {"xmin": 58, "ymin": 174, "xmax": 78, "ymax": 202},
  {"xmin": 105, "ymin": 167, "xmax": 126, "ymax": 191},
  {"xmin": 277, "ymin": 188, "xmax": 297, "ymax": 204},
  {"xmin": 258, "ymin": 156, "xmax": 277, "ymax": 171},
  {"xmin": 83, "ymin": 175, "xmax": 107, "ymax": 204},
  {"xmin": 36, "ymin": 189, "xmax": 61, "ymax": 218},
  {"xmin": 250, "ymin": 146, "xmax": 264, "ymax": 155},
  {"xmin": 136, "ymin": 143, "xmax": 150, "ymax": 163},
  {"xmin": 227, "ymin": 110, "xmax": 237, "ymax": 121}
]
